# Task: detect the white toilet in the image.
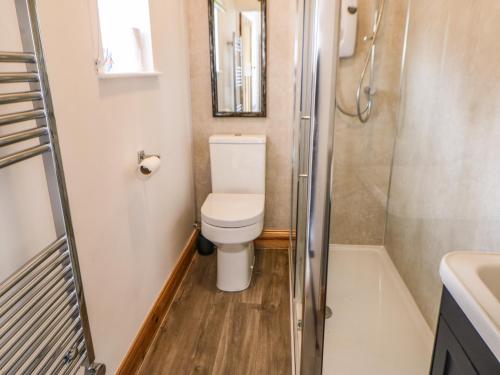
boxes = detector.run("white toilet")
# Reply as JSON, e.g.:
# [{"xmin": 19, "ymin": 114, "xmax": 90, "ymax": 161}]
[{"xmin": 201, "ymin": 134, "xmax": 266, "ymax": 292}]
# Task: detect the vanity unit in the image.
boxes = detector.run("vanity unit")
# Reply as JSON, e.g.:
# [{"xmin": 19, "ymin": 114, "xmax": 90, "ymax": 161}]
[{"xmin": 432, "ymin": 252, "xmax": 500, "ymax": 374}]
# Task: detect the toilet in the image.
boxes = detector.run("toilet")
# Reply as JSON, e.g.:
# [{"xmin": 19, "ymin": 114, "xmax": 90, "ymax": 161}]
[{"xmin": 201, "ymin": 134, "xmax": 266, "ymax": 291}]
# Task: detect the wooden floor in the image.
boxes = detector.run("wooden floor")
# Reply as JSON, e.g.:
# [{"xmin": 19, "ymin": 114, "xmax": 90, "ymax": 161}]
[{"xmin": 138, "ymin": 249, "xmax": 292, "ymax": 375}]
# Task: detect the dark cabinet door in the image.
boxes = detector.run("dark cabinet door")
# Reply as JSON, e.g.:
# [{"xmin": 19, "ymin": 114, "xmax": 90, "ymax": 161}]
[
  {"xmin": 431, "ymin": 317, "xmax": 477, "ymax": 375},
  {"xmin": 434, "ymin": 288, "xmax": 500, "ymax": 374}
]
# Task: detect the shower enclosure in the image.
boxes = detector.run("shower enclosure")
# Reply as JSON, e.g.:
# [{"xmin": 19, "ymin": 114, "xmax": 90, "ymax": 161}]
[{"xmin": 290, "ymin": 0, "xmax": 446, "ymax": 373}]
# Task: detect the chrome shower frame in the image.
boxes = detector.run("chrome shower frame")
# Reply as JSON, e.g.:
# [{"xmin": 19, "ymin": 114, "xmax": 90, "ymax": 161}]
[{"xmin": 290, "ymin": 0, "xmax": 340, "ymax": 374}]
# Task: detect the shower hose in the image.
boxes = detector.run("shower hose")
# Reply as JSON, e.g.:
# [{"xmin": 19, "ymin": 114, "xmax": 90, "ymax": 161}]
[{"xmin": 336, "ymin": 0, "xmax": 386, "ymax": 123}]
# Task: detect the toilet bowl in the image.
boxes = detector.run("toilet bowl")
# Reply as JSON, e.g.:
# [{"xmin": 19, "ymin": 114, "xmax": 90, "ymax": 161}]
[
  {"xmin": 202, "ymin": 193, "xmax": 264, "ymax": 291},
  {"xmin": 201, "ymin": 134, "xmax": 266, "ymax": 292}
]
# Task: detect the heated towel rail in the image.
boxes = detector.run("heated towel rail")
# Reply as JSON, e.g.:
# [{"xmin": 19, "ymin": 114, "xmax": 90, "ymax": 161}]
[{"xmin": 0, "ymin": 1, "xmax": 105, "ymax": 374}]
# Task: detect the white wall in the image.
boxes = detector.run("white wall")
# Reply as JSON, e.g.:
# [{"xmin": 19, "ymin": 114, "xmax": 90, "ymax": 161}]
[{"xmin": 0, "ymin": 0, "xmax": 195, "ymax": 373}]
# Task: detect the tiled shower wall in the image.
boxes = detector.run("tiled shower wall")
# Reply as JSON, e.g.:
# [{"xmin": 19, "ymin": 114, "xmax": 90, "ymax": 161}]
[
  {"xmin": 330, "ymin": 0, "xmax": 407, "ymax": 244},
  {"xmin": 385, "ymin": 0, "xmax": 500, "ymax": 328}
]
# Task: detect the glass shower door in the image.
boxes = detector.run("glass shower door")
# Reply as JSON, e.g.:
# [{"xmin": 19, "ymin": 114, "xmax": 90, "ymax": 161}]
[{"xmin": 290, "ymin": 0, "xmax": 340, "ymax": 374}]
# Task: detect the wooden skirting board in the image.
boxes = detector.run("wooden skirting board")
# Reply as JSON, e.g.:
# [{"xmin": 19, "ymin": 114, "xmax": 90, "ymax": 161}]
[
  {"xmin": 117, "ymin": 227, "xmax": 290, "ymax": 374},
  {"xmin": 254, "ymin": 229, "xmax": 291, "ymax": 250},
  {"xmin": 116, "ymin": 228, "xmax": 199, "ymax": 375}
]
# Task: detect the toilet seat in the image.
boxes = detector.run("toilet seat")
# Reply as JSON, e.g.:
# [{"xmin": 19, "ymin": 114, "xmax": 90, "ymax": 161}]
[
  {"xmin": 202, "ymin": 220, "xmax": 263, "ymax": 245},
  {"xmin": 201, "ymin": 193, "xmax": 264, "ymax": 228}
]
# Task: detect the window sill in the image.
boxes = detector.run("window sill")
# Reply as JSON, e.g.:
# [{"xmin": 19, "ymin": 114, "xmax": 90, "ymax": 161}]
[{"xmin": 97, "ymin": 71, "xmax": 162, "ymax": 80}]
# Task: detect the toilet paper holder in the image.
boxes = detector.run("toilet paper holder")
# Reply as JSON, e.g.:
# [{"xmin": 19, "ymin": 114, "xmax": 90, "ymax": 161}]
[
  {"xmin": 137, "ymin": 150, "xmax": 162, "ymax": 178},
  {"xmin": 137, "ymin": 150, "xmax": 160, "ymax": 164}
]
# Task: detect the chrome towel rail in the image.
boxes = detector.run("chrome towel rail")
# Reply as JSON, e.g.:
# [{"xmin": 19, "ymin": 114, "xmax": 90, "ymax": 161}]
[
  {"xmin": 36, "ymin": 329, "xmax": 85, "ymax": 374},
  {"xmin": 0, "ymin": 72, "xmax": 39, "ymax": 83},
  {"xmin": 0, "ymin": 1, "xmax": 104, "ymax": 374},
  {"xmin": 66, "ymin": 349, "xmax": 88, "ymax": 375},
  {"xmin": 0, "ymin": 143, "xmax": 51, "ymax": 168},
  {"xmin": 0, "ymin": 260, "xmax": 77, "ymax": 370},
  {"xmin": 0, "ymin": 236, "xmax": 66, "ymax": 298},
  {"xmin": 0, "ymin": 291, "xmax": 77, "ymax": 370},
  {"xmin": 0, "ymin": 127, "xmax": 48, "ymax": 147},
  {"xmin": 0, "ymin": 248, "xmax": 81, "ymax": 374},
  {"xmin": 0, "ymin": 252, "xmax": 70, "ymax": 318},
  {"xmin": 41, "ymin": 328, "xmax": 84, "ymax": 374},
  {"xmin": 0, "ymin": 284, "xmax": 75, "ymax": 359},
  {"xmin": 0, "ymin": 108, "xmax": 46, "ymax": 126},
  {"xmin": 0, "ymin": 51, "xmax": 36, "ymax": 63},
  {"xmin": 53, "ymin": 341, "xmax": 86, "ymax": 374},
  {"xmin": 3, "ymin": 308, "xmax": 80, "ymax": 373},
  {"xmin": 0, "ymin": 268, "xmax": 73, "ymax": 343},
  {"xmin": 16, "ymin": 315, "xmax": 81, "ymax": 372},
  {"xmin": 0, "ymin": 91, "xmax": 42, "ymax": 105}
]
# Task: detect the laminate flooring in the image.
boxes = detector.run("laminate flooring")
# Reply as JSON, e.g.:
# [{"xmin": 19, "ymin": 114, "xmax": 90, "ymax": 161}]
[{"xmin": 138, "ymin": 249, "xmax": 292, "ymax": 375}]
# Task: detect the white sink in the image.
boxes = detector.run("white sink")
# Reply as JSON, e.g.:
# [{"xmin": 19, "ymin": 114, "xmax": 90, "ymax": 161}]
[{"xmin": 440, "ymin": 251, "xmax": 500, "ymax": 361}]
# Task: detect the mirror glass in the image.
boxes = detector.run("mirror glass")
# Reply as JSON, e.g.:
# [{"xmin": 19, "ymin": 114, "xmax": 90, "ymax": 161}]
[{"xmin": 209, "ymin": 0, "xmax": 266, "ymax": 117}]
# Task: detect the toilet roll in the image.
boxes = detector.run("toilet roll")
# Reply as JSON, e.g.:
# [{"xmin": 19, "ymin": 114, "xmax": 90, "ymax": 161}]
[{"xmin": 137, "ymin": 155, "xmax": 161, "ymax": 179}]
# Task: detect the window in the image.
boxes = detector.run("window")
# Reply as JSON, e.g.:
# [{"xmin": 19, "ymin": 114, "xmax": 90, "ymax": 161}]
[{"xmin": 97, "ymin": 0, "xmax": 156, "ymax": 76}]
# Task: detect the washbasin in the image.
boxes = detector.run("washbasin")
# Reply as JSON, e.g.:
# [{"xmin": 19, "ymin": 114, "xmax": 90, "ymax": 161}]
[
  {"xmin": 440, "ymin": 251, "xmax": 500, "ymax": 361},
  {"xmin": 479, "ymin": 265, "xmax": 500, "ymax": 304}
]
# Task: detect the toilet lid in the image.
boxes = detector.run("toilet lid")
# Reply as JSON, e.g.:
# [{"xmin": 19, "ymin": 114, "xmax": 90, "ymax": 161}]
[{"xmin": 201, "ymin": 193, "xmax": 265, "ymax": 228}]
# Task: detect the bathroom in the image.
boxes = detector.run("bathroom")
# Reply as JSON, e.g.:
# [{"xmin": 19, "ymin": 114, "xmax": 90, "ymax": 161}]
[{"xmin": 0, "ymin": 0, "xmax": 498, "ymax": 374}]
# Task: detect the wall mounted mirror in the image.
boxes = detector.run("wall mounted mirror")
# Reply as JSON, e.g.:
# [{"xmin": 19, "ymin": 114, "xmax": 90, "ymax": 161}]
[{"xmin": 208, "ymin": 0, "xmax": 266, "ymax": 117}]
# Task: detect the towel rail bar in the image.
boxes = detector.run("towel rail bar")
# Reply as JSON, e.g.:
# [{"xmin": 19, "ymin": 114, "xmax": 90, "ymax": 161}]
[
  {"xmin": 2, "ymin": 304, "xmax": 78, "ymax": 371},
  {"xmin": 0, "ymin": 289, "xmax": 76, "ymax": 360},
  {"xmin": 0, "ymin": 52, "xmax": 36, "ymax": 63},
  {"xmin": 0, "ymin": 109, "xmax": 45, "ymax": 126},
  {"xmin": 36, "ymin": 329, "xmax": 84, "ymax": 374},
  {"xmin": 5, "ymin": 309, "xmax": 80, "ymax": 374},
  {"xmin": 0, "ymin": 72, "xmax": 39, "ymax": 83},
  {"xmin": 0, "ymin": 236, "xmax": 66, "ymax": 298},
  {"xmin": 0, "ymin": 268, "xmax": 72, "ymax": 340},
  {"xmin": 19, "ymin": 316, "xmax": 81, "ymax": 373},
  {"xmin": 0, "ymin": 127, "xmax": 48, "ymax": 148},
  {"xmin": 0, "ymin": 143, "xmax": 50, "ymax": 169},
  {"xmin": 0, "ymin": 250, "xmax": 70, "ymax": 318},
  {"xmin": 0, "ymin": 91, "xmax": 42, "ymax": 105},
  {"xmin": 65, "ymin": 350, "xmax": 88, "ymax": 375},
  {"xmin": 0, "ymin": 291, "xmax": 76, "ymax": 367},
  {"xmin": 50, "ymin": 336, "xmax": 85, "ymax": 374}
]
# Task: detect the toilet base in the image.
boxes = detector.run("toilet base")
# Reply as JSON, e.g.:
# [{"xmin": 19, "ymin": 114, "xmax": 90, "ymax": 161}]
[{"xmin": 216, "ymin": 241, "xmax": 255, "ymax": 292}]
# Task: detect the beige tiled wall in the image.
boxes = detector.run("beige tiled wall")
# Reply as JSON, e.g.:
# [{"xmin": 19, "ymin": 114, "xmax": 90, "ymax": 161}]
[
  {"xmin": 186, "ymin": 0, "xmax": 295, "ymax": 229},
  {"xmin": 385, "ymin": 0, "xmax": 500, "ymax": 328},
  {"xmin": 330, "ymin": 0, "xmax": 407, "ymax": 244}
]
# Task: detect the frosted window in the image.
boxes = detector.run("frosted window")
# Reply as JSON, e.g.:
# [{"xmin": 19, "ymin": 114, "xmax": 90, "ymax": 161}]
[{"xmin": 97, "ymin": 0, "xmax": 155, "ymax": 74}]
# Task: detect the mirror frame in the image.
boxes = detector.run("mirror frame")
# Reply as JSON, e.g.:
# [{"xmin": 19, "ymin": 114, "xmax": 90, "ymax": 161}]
[{"xmin": 208, "ymin": 0, "xmax": 267, "ymax": 117}]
